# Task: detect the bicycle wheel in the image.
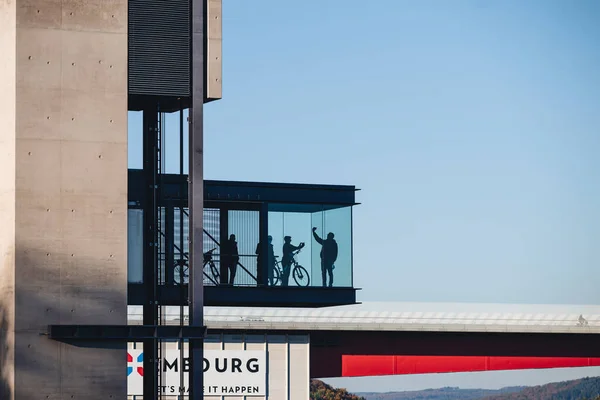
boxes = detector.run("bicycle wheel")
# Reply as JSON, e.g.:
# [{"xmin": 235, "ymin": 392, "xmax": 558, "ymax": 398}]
[
  {"xmin": 209, "ymin": 261, "xmax": 220, "ymax": 282},
  {"xmin": 174, "ymin": 265, "xmax": 188, "ymax": 285},
  {"xmin": 272, "ymin": 267, "xmax": 281, "ymax": 286},
  {"xmin": 292, "ymin": 265, "xmax": 310, "ymax": 287}
]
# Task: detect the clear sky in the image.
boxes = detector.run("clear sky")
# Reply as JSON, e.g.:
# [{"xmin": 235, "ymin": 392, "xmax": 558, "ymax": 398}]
[{"xmin": 128, "ymin": 0, "xmax": 600, "ymax": 391}]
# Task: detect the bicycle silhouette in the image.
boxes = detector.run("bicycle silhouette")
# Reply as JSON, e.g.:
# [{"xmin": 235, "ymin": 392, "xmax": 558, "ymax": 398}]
[
  {"xmin": 272, "ymin": 248, "xmax": 310, "ymax": 287},
  {"xmin": 173, "ymin": 248, "xmax": 219, "ymax": 285}
]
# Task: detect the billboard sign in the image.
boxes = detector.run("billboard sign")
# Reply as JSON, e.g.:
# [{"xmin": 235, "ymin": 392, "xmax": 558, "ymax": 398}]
[{"xmin": 127, "ymin": 349, "xmax": 266, "ymax": 396}]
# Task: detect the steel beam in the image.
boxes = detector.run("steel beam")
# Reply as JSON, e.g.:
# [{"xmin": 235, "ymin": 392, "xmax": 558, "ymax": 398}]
[
  {"xmin": 48, "ymin": 325, "xmax": 207, "ymax": 341},
  {"xmin": 189, "ymin": 0, "xmax": 205, "ymax": 398},
  {"xmin": 127, "ymin": 284, "xmax": 358, "ymax": 307}
]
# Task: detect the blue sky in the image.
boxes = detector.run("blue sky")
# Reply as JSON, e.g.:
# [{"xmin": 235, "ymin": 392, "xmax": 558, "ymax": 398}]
[{"xmin": 128, "ymin": 0, "xmax": 600, "ymax": 391}]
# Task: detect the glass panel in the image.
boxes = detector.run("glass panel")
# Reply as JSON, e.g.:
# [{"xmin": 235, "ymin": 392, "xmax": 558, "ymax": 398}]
[
  {"xmin": 168, "ymin": 207, "xmax": 222, "ymax": 286},
  {"xmin": 203, "ymin": 208, "xmax": 220, "ymax": 286},
  {"xmin": 127, "ymin": 209, "xmax": 143, "ymax": 283},
  {"xmin": 227, "ymin": 210, "xmax": 259, "ymax": 286},
  {"xmin": 311, "ymin": 206, "xmax": 352, "ymax": 288},
  {"xmin": 267, "ymin": 206, "xmax": 313, "ymax": 287},
  {"xmin": 173, "ymin": 207, "xmax": 189, "ymax": 285},
  {"xmin": 127, "ymin": 111, "xmax": 143, "ymax": 169},
  {"xmin": 162, "ymin": 108, "xmax": 189, "ymax": 175}
]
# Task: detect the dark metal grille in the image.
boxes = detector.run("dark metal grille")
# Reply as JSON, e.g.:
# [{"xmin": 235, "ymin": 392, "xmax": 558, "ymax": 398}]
[{"xmin": 129, "ymin": 0, "xmax": 190, "ymax": 97}]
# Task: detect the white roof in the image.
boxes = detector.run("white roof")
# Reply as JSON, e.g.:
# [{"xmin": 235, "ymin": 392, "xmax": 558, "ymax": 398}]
[{"xmin": 128, "ymin": 302, "xmax": 600, "ymax": 334}]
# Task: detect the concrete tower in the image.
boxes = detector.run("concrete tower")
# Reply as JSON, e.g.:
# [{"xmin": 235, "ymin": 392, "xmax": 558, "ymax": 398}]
[{"xmin": 1, "ymin": 1, "xmax": 128, "ymax": 398}]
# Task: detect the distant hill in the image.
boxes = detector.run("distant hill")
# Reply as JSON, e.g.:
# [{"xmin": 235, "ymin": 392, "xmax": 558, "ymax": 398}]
[
  {"xmin": 351, "ymin": 376, "xmax": 600, "ymax": 400},
  {"xmin": 357, "ymin": 386, "xmax": 524, "ymax": 400},
  {"xmin": 481, "ymin": 377, "xmax": 600, "ymax": 400}
]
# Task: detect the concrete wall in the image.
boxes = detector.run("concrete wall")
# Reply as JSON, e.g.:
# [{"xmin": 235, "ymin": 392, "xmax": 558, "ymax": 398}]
[
  {"xmin": 128, "ymin": 334, "xmax": 311, "ymax": 400},
  {"xmin": 1, "ymin": 0, "xmax": 128, "ymax": 398},
  {"xmin": 206, "ymin": 0, "xmax": 222, "ymax": 101},
  {"xmin": 0, "ymin": 2, "xmax": 17, "ymax": 399}
]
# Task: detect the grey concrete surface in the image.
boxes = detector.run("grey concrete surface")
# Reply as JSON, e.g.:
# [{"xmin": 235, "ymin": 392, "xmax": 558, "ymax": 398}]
[
  {"xmin": 206, "ymin": 0, "xmax": 222, "ymax": 100},
  {"xmin": 1, "ymin": 0, "xmax": 128, "ymax": 398},
  {"xmin": 0, "ymin": 2, "xmax": 17, "ymax": 399}
]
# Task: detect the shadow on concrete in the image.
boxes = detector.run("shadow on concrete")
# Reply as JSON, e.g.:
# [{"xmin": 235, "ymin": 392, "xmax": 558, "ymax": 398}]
[
  {"xmin": 7, "ymin": 245, "xmax": 128, "ymax": 398},
  {"xmin": 0, "ymin": 303, "xmax": 10, "ymax": 399}
]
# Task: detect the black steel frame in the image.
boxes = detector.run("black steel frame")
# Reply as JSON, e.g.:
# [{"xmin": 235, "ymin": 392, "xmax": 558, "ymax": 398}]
[
  {"xmin": 127, "ymin": 168, "xmax": 360, "ymax": 309},
  {"xmin": 48, "ymin": 325, "xmax": 207, "ymax": 341}
]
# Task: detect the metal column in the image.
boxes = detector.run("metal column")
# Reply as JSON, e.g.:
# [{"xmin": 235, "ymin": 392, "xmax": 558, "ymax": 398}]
[
  {"xmin": 259, "ymin": 203, "xmax": 269, "ymax": 286},
  {"xmin": 142, "ymin": 108, "xmax": 159, "ymax": 400},
  {"xmin": 189, "ymin": 0, "xmax": 205, "ymax": 399},
  {"xmin": 164, "ymin": 204, "xmax": 175, "ymax": 285}
]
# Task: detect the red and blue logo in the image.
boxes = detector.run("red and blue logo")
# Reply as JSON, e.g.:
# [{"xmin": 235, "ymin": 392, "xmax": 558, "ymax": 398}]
[{"xmin": 127, "ymin": 352, "xmax": 144, "ymax": 376}]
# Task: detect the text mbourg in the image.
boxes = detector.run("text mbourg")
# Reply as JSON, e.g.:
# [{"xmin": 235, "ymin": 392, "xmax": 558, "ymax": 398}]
[{"xmin": 163, "ymin": 357, "xmax": 260, "ymax": 373}]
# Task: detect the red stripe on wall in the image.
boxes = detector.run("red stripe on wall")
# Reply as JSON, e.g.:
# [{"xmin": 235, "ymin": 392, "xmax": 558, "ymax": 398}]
[{"xmin": 342, "ymin": 356, "xmax": 600, "ymax": 377}]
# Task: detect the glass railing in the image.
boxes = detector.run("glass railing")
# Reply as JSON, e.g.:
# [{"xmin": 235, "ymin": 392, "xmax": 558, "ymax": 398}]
[
  {"xmin": 128, "ymin": 204, "xmax": 353, "ymax": 289},
  {"xmin": 267, "ymin": 204, "xmax": 352, "ymax": 288}
]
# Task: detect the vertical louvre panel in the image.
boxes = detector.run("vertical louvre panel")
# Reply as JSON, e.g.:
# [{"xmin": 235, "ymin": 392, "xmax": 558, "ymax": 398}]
[
  {"xmin": 228, "ymin": 210, "xmax": 260, "ymax": 286},
  {"xmin": 129, "ymin": 0, "xmax": 190, "ymax": 97}
]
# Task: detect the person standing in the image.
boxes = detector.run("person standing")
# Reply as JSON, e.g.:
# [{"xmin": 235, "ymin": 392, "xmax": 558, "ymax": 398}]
[
  {"xmin": 221, "ymin": 234, "xmax": 239, "ymax": 285},
  {"xmin": 281, "ymin": 236, "xmax": 304, "ymax": 286},
  {"xmin": 255, "ymin": 235, "xmax": 276, "ymax": 285},
  {"xmin": 312, "ymin": 227, "xmax": 338, "ymax": 287}
]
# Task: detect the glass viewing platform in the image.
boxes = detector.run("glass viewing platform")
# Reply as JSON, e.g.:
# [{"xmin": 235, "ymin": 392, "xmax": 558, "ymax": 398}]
[{"xmin": 127, "ymin": 169, "xmax": 359, "ymax": 307}]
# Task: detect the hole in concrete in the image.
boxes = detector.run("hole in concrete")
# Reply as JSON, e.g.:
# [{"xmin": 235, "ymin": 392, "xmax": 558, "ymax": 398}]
[
  {"xmin": 71, "ymin": 117, "xmax": 75, "ymax": 121},
  {"xmin": 72, "ymin": 62, "xmax": 75, "ymax": 66},
  {"xmin": 109, "ymin": 254, "xmax": 113, "ymax": 258},
  {"xmin": 109, "ymin": 65, "xmax": 113, "ymax": 68},
  {"xmin": 71, "ymin": 209, "xmax": 74, "ymax": 212},
  {"xmin": 109, "ymin": 210, "xmax": 113, "ymax": 214},
  {"xmin": 46, "ymin": 253, "xmax": 50, "ymax": 256},
  {"xmin": 98, "ymin": 155, "xmax": 103, "ymax": 159},
  {"xmin": 37, "ymin": 10, "xmax": 40, "ymax": 13},
  {"xmin": 69, "ymin": 12, "xmax": 73, "ymax": 16},
  {"xmin": 46, "ymin": 208, "xmax": 50, "ymax": 212},
  {"xmin": 46, "ymin": 116, "xmax": 50, "ymax": 120},
  {"xmin": 46, "ymin": 308, "xmax": 50, "ymax": 312},
  {"xmin": 27, "ymin": 344, "xmax": 31, "ymax": 348},
  {"xmin": 28, "ymin": 56, "xmax": 32, "ymax": 60},
  {"xmin": 46, "ymin": 61, "xmax": 50, "ymax": 64},
  {"xmin": 70, "ymin": 310, "xmax": 74, "ymax": 313},
  {"xmin": 110, "ymin": 119, "xmax": 113, "ymax": 123},
  {"xmin": 28, "ymin": 152, "xmax": 31, "ymax": 156},
  {"xmin": 99, "ymin": 60, "xmax": 102, "ymax": 64},
  {"xmin": 71, "ymin": 254, "xmax": 74, "ymax": 257},
  {"xmin": 111, "ymin": 15, "xmax": 115, "ymax": 18}
]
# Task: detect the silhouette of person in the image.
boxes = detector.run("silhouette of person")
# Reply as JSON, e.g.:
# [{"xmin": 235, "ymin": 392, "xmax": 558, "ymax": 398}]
[
  {"xmin": 281, "ymin": 236, "xmax": 304, "ymax": 286},
  {"xmin": 312, "ymin": 227, "xmax": 338, "ymax": 287},
  {"xmin": 221, "ymin": 234, "xmax": 239, "ymax": 285},
  {"xmin": 255, "ymin": 235, "xmax": 276, "ymax": 286}
]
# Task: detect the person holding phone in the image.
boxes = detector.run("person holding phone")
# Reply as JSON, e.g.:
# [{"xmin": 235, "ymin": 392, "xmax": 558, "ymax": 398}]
[{"xmin": 312, "ymin": 227, "xmax": 338, "ymax": 287}]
